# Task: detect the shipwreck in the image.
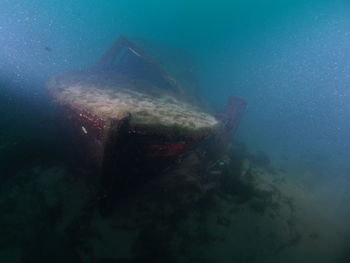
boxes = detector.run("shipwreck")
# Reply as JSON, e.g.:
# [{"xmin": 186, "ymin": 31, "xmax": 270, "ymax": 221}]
[{"xmin": 47, "ymin": 36, "xmax": 246, "ymax": 214}]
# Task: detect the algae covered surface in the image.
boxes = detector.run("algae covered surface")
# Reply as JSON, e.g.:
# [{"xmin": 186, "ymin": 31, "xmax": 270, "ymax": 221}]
[{"xmin": 48, "ymin": 72, "xmax": 219, "ymax": 132}]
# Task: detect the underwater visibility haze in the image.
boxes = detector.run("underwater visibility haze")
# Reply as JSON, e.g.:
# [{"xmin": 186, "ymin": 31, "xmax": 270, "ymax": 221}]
[{"xmin": 1, "ymin": 0, "xmax": 350, "ymax": 262}]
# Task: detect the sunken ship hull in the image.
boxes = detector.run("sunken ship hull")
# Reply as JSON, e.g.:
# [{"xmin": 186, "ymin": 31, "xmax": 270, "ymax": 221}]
[{"xmin": 47, "ymin": 36, "xmax": 246, "ymax": 214}]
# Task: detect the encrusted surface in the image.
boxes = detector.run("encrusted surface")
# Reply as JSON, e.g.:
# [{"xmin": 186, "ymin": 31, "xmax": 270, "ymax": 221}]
[{"xmin": 48, "ymin": 74, "xmax": 219, "ymax": 131}]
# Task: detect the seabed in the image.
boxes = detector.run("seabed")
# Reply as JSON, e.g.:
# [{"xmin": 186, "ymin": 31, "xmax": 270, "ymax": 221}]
[{"xmin": 1, "ymin": 137, "xmax": 330, "ymax": 263}]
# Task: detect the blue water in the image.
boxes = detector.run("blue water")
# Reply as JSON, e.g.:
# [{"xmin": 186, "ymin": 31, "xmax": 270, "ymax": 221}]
[{"xmin": 1, "ymin": 1, "xmax": 350, "ymax": 262}]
